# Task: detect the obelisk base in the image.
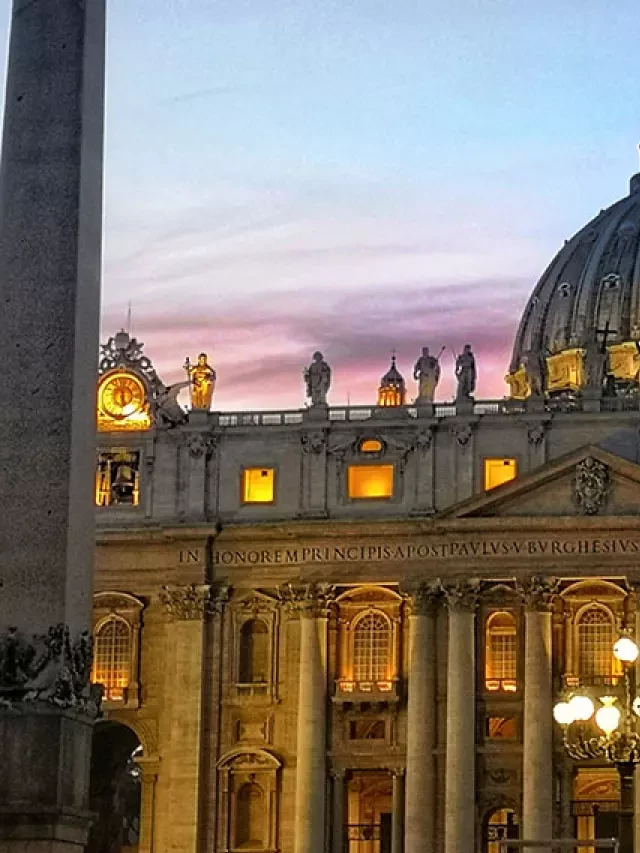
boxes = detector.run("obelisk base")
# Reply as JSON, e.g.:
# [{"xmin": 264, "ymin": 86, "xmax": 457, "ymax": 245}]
[{"xmin": 0, "ymin": 710, "xmax": 95, "ymax": 853}]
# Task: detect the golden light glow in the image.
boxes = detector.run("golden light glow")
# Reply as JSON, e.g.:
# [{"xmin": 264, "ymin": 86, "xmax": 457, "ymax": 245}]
[
  {"xmin": 360, "ymin": 438, "xmax": 383, "ymax": 453},
  {"xmin": 505, "ymin": 364, "xmax": 531, "ymax": 400},
  {"xmin": 485, "ymin": 611, "xmax": 517, "ymax": 691},
  {"xmin": 348, "ymin": 465, "xmax": 394, "ymax": 499},
  {"xmin": 546, "ymin": 348, "xmax": 584, "ymax": 393},
  {"xmin": 97, "ymin": 370, "xmax": 151, "ymax": 432},
  {"xmin": 91, "ymin": 617, "xmax": 131, "ymax": 701},
  {"xmin": 377, "ymin": 386, "xmax": 405, "ymax": 406},
  {"xmin": 608, "ymin": 342, "xmax": 640, "ymax": 382},
  {"xmin": 243, "ymin": 468, "xmax": 275, "ymax": 503},
  {"xmin": 484, "ymin": 458, "xmax": 517, "ymax": 491}
]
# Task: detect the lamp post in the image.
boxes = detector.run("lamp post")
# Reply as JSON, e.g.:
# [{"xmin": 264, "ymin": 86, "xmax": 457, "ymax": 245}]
[{"xmin": 553, "ymin": 635, "xmax": 640, "ymax": 853}]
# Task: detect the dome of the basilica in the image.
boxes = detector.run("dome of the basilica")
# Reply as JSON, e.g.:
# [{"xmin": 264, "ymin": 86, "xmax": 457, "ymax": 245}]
[{"xmin": 507, "ymin": 173, "xmax": 640, "ymax": 398}]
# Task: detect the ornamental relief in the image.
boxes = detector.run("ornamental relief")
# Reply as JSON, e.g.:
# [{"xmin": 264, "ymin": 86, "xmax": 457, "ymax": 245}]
[{"xmin": 573, "ymin": 457, "xmax": 610, "ymax": 515}]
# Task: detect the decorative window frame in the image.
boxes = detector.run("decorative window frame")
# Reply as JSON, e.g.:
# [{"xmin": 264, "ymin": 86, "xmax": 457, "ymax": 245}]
[
  {"xmin": 217, "ymin": 747, "xmax": 281, "ymax": 853},
  {"xmin": 484, "ymin": 610, "xmax": 518, "ymax": 693},
  {"xmin": 228, "ymin": 592, "xmax": 280, "ymax": 703},
  {"xmin": 573, "ymin": 602, "xmax": 620, "ymax": 683},
  {"xmin": 335, "ymin": 586, "xmax": 402, "ymax": 699},
  {"xmin": 92, "ymin": 591, "xmax": 144, "ymax": 709},
  {"xmin": 329, "ymin": 435, "xmax": 414, "ymax": 506},
  {"xmin": 560, "ymin": 580, "xmax": 628, "ymax": 686}
]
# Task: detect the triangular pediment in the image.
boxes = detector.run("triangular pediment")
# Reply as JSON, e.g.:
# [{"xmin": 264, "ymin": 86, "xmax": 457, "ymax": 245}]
[{"xmin": 440, "ymin": 445, "xmax": 640, "ymax": 519}]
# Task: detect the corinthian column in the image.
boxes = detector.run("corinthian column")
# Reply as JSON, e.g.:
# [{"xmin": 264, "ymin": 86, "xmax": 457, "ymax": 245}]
[
  {"xmin": 519, "ymin": 576, "xmax": 558, "ymax": 849},
  {"xmin": 443, "ymin": 580, "xmax": 480, "ymax": 853},
  {"xmin": 403, "ymin": 582, "xmax": 440, "ymax": 853},
  {"xmin": 280, "ymin": 583, "xmax": 334, "ymax": 853}
]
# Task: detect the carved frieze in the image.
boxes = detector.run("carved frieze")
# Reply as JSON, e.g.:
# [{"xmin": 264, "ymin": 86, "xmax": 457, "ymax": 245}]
[
  {"xmin": 517, "ymin": 575, "xmax": 559, "ymax": 612},
  {"xmin": 0, "ymin": 624, "xmax": 100, "ymax": 713},
  {"xmin": 441, "ymin": 579, "xmax": 481, "ymax": 612},
  {"xmin": 186, "ymin": 432, "xmax": 216, "ymax": 459},
  {"xmin": 278, "ymin": 582, "xmax": 335, "ymax": 617},
  {"xmin": 573, "ymin": 457, "xmax": 610, "ymax": 515},
  {"xmin": 160, "ymin": 583, "xmax": 229, "ymax": 620}
]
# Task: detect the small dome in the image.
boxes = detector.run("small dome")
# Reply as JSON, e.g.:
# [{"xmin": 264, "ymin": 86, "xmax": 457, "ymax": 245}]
[
  {"xmin": 508, "ymin": 173, "xmax": 640, "ymax": 397},
  {"xmin": 378, "ymin": 355, "xmax": 406, "ymax": 407}
]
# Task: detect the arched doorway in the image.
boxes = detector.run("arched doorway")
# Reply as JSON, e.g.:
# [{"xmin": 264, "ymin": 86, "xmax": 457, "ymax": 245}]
[
  {"xmin": 86, "ymin": 721, "xmax": 142, "ymax": 853},
  {"xmin": 484, "ymin": 808, "xmax": 519, "ymax": 853}
]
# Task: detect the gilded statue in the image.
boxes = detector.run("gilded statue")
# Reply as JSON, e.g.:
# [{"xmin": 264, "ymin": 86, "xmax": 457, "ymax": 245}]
[
  {"xmin": 184, "ymin": 353, "xmax": 216, "ymax": 410},
  {"xmin": 304, "ymin": 351, "xmax": 331, "ymax": 406},
  {"xmin": 413, "ymin": 346, "xmax": 443, "ymax": 402},
  {"xmin": 455, "ymin": 344, "xmax": 476, "ymax": 400}
]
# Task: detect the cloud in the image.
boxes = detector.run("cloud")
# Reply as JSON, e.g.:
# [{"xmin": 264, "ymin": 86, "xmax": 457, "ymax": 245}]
[{"xmin": 102, "ymin": 278, "xmax": 527, "ymax": 410}]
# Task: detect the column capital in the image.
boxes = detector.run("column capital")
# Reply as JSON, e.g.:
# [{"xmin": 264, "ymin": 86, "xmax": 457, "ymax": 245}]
[
  {"xmin": 389, "ymin": 766, "xmax": 406, "ymax": 778},
  {"xmin": 278, "ymin": 582, "xmax": 335, "ymax": 617},
  {"xmin": 160, "ymin": 583, "xmax": 228, "ymax": 620},
  {"xmin": 441, "ymin": 579, "xmax": 481, "ymax": 612},
  {"xmin": 402, "ymin": 580, "xmax": 441, "ymax": 615},
  {"xmin": 517, "ymin": 575, "xmax": 559, "ymax": 612}
]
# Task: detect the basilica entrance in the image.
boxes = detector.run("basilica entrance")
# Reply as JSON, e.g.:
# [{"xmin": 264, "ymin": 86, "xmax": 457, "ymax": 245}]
[
  {"xmin": 346, "ymin": 770, "xmax": 394, "ymax": 853},
  {"xmin": 572, "ymin": 767, "xmax": 620, "ymax": 853}
]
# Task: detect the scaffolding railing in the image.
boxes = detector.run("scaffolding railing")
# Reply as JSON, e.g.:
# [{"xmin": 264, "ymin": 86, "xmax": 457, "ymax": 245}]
[{"xmin": 498, "ymin": 841, "xmax": 619, "ymax": 852}]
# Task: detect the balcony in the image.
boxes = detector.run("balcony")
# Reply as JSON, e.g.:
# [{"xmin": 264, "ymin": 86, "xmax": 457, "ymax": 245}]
[
  {"xmin": 485, "ymin": 678, "xmax": 518, "ymax": 694},
  {"xmin": 333, "ymin": 678, "xmax": 400, "ymax": 708}
]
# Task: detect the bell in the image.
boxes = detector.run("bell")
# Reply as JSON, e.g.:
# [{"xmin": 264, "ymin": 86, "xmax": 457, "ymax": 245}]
[{"xmin": 113, "ymin": 464, "xmax": 133, "ymax": 487}]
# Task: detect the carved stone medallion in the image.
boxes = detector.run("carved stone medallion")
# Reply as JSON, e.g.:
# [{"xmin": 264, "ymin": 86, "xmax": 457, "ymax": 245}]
[{"xmin": 573, "ymin": 457, "xmax": 610, "ymax": 515}]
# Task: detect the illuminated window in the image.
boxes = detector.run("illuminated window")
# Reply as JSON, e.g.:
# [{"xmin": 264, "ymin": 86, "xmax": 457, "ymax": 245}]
[
  {"xmin": 353, "ymin": 611, "xmax": 391, "ymax": 683},
  {"xmin": 486, "ymin": 808, "xmax": 519, "ymax": 853},
  {"xmin": 348, "ymin": 465, "xmax": 394, "ymax": 499},
  {"xmin": 360, "ymin": 438, "xmax": 383, "ymax": 454},
  {"xmin": 236, "ymin": 782, "xmax": 265, "ymax": 848},
  {"xmin": 242, "ymin": 468, "xmax": 275, "ymax": 503},
  {"xmin": 239, "ymin": 619, "xmax": 269, "ymax": 683},
  {"xmin": 92, "ymin": 616, "xmax": 131, "ymax": 701},
  {"xmin": 578, "ymin": 606, "xmax": 616, "ymax": 682},
  {"xmin": 96, "ymin": 450, "xmax": 140, "ymax": 507},
  {"xmin": 486, "ymin": 716, "xmax": 517, "ymax": 739},
  {"xmin": 484, "ymin": 458, "xmax": 517, "ymax": 491},
  {"xmin": 485, "ymin": 611, "xmax": 517, "ymax": 692}
]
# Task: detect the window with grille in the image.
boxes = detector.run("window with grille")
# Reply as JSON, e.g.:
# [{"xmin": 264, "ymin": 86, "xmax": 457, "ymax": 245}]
[
  {"xmin": 485, "ymin": 612, "xmax": 517, "ymax": 692},
  {"xmin": 578, "ymin": 607, "xmax": 614, "ymax": 680},
  {"xmin": 92, "ymin": 616, "xmax": 131, "ymax": 701},
  {"xmin": 352, "ymin": 611, "xmax": 391, "ymax": 684}
]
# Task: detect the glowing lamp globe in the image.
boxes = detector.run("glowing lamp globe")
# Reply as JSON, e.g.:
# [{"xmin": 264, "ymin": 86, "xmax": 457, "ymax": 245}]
[
  {"xmin": 568, "ymin": 694, "xmax": 594, "ymax": 722},
  {"xmin": 613, "ymin": 636, "xmax": 639, "ymax": 663},
  {"xmin": 595, "ymin": 698, "xmax": 621, "ymax": 735},
  {"xmin": 553, "ymin": 701, "xmax": 574, "ymax": 726}
]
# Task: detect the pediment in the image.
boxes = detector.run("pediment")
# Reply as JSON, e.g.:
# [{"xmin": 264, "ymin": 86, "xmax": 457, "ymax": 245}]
[{"xmin": 440, "ymin": 445, "xmax": 640, "ymax": 519}]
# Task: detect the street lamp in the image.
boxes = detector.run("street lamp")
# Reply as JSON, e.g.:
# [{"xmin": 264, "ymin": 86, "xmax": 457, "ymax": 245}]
[{"xmin": 553, "ymin": 634, "xmax": 640, "ymax": 853}]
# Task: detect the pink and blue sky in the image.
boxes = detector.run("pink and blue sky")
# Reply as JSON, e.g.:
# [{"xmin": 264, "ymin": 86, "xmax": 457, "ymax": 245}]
[{"xmin": 2, "ymin": 0, "xmax": 640, "ymax": 409}]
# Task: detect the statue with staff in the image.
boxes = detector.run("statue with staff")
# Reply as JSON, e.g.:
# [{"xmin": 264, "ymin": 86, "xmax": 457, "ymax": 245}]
[{"xmin": 413, "ymin": 345, "xmax": 444, "ymax": 402}]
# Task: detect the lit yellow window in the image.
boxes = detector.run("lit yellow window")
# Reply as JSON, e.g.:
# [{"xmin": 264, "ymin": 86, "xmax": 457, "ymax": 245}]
[
  {"xmin": 360, "ymin": 438, "xmax": 383, "ymax": 454},
  {"xmin": 348, "ymin": 465, "xmax": 394, "ymax": 499},
  {"xmin": 484, "ymin": 458, "xmax": 517, "ymax": 491},
  {"xmin": 485, "ymin": 611, "xmax": 517, "ymax": 692},
  {"xmin": 242, "ymin": 468, "xmax": 275, "ymax": 503},
  {"xmin": 92, "ymin": 616, "xmax": 131, "ymax": 701}
]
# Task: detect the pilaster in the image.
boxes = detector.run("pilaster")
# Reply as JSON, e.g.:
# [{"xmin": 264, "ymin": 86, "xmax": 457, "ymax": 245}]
[{"xmin": 300, "ymin": 430, "xmax": 329, "ymax": 517}]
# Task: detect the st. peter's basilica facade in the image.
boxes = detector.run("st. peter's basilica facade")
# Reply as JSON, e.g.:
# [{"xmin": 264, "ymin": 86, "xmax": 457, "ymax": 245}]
[{"xmin": 90, "ymin": 172, "xmax": 640, "ymax": 853}]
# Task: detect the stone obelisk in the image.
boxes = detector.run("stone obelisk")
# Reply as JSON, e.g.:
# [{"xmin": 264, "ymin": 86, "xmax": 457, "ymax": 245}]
[{"xmin": 0, "ymin": 0, "xmax": 105, "ymax": 850}]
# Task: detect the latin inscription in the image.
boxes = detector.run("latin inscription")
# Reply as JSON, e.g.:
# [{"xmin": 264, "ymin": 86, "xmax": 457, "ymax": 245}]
[
  {"xmin": 179, "ymin": 549, "xmax": 201, "ymax": 564},
  {"xmin": 214, "ymin": 536, "xmax": 640, "ymax": 567}
]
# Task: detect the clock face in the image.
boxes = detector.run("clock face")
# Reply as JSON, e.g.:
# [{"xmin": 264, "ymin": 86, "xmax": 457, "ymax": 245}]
[{"xmin": 99, "ymin": 372, "xmax": 146, "ymax": 420}]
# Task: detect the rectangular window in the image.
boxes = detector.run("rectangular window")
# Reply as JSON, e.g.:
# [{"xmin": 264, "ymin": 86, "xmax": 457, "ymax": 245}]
[
  {"xmin": 96, "ymin": 449, "xmax": 141, "ymax": 507},
  {"xmin": 242, "ymin": 468, "xmax": 275, "ymax": 503},
  {"xmin": 484, "ymin": 458, "xmax": 517, "ymax": 491},
  {"xmin": 348, "ymin": 464, "xmax": 394, "ymax": 499},
  {"xmin": 486, "ymin": 716, "xmax": 517, "ymax": 739}
]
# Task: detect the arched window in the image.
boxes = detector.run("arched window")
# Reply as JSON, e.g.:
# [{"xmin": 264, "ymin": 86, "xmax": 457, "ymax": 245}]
[
  {"xmin": 485, "ymin": 808, "xmax": 519, "ymax": 853},
  {"xmin": 485, "ymin": 612, "xmax": 517, "ymax": 692},
  {"xmin": 578, "ymin": 606, "xmax": 615, "ymax": 682},
  {"xmin": 239, "ymin": 619, "xmax": 269, "ymax": 684},
  {"xmin": 92, "ymin": 616, "xmax": 131, "ymax": 701},
  {"xmin": 236, "ymin": 782, "xmax": 264, "ymax": 848},
  {"xmin": 353, "ymin": 611, "xmax": 391, "ymax": 684}
]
